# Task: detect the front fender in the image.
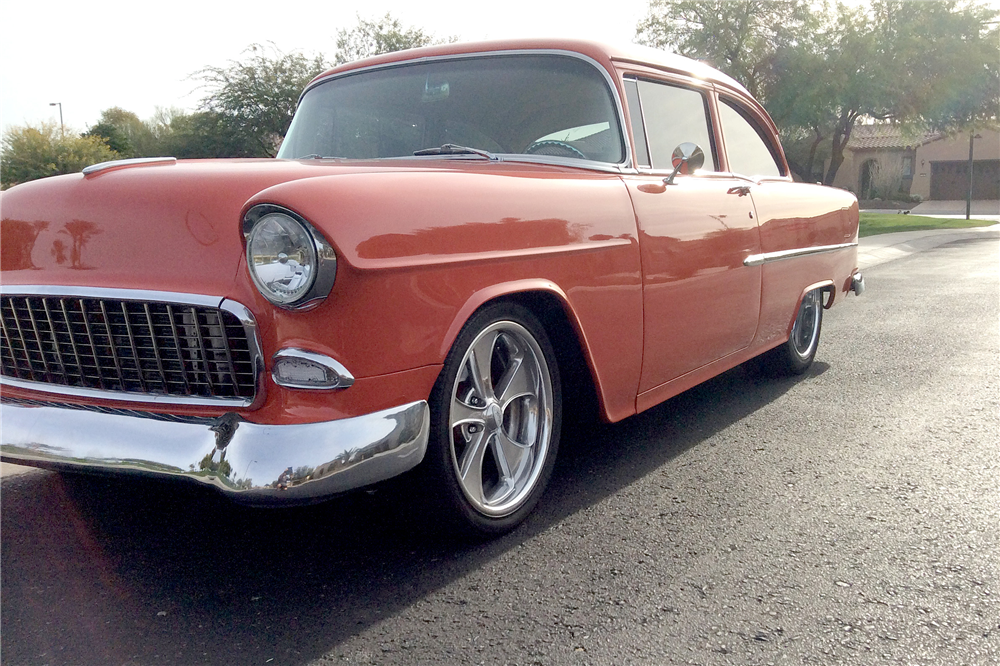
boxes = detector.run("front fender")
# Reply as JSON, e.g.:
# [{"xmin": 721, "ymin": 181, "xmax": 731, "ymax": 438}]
[{"xmin": 241, "ymin": 167, "xmax": 645, "ymax": 422}]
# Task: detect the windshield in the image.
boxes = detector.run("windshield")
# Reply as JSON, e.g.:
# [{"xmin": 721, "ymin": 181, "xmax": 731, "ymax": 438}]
[{"xmin": 278, "ymin": 54, "xmax": 625, "ymax": 164}]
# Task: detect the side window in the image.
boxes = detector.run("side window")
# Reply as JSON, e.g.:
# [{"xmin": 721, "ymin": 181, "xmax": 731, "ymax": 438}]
[
  {"xmin": 635, "ymin": 80, "xmax": 716, "ymax": 172},
  {"xmin": 719, "ymin": 100, "xmax": 782, "ymax": 178}
]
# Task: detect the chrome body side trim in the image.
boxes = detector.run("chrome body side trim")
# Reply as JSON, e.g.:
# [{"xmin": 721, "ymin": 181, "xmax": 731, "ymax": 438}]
[
  {"xmin": 1, "ymin": 400, "xmax": 430, "ymax": 505},
  {"xmin": 0, "ymin": 287, "xmax": 265, "ymax": 408},
  {"xmin": 744, "ymin": 242, "xmax": 858, "ymax": 267}
]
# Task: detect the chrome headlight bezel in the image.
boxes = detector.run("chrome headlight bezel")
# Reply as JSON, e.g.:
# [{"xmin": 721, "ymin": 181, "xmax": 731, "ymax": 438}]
[{"xmin": 243, "ymin": 204, "xmax": 337, "ymax": 310}]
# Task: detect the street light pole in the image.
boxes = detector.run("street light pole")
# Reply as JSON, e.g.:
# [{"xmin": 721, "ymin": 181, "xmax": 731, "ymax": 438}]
[
  {"xmin": 49, "ymin": 102, "xmax": 64, "ymax": 136},
  {"xmin": 966, "ymin": 133, "xmax": 980, "ymax": 221}
]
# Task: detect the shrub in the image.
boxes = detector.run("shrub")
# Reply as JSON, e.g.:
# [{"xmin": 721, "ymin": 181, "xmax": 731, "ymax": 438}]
[
  {"xmin": 1, "ymin": 122, "xmax": 118, "ymax": 189},
  {"xmin": 868, "ymin": 159, "xmax": 906, "ymax": 200}
]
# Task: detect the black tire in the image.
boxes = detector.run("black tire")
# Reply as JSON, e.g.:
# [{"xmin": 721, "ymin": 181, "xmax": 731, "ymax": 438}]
[
  {"xmin": 423, "ymin": 301, "xmax": 561, "ymax": 536},
  {"xmin": 759, "ymin": 288, "xmax": 824, "ymax": 376}
]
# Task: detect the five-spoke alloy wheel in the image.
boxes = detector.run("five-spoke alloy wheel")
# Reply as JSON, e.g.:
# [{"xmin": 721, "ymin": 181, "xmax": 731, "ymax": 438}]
[{"xmin": 425, "ymin": 302, "xmax": 561, "ymax": 535}]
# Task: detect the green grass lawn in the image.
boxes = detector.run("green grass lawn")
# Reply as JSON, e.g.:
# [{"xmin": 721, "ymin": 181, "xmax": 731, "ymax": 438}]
[{"xmin": 859, "ymin": 212, "xmax": 996, "ymax": 237}]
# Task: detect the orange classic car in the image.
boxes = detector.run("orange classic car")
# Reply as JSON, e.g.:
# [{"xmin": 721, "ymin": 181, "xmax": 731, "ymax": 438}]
[{"xmin": 0, "ymin": 40, "xmax": 864, "ymax": 535}]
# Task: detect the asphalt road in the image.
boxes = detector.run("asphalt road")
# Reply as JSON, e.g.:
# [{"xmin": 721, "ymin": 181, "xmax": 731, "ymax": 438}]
[{"xmin": 2, "ymin": 236, "xmax": 997, "ymax": 666}]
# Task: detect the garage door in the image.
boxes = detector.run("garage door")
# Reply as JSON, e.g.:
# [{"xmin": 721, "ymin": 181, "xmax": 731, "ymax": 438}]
[{"xmin": 930, "ymin": 160, "xmax": 1000, "ymax": 200}]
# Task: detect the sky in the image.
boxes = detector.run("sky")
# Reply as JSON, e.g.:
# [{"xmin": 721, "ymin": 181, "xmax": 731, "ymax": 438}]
[{"xmin": 1, "ymin": 0, "xmax": 650, "ymax": 134}]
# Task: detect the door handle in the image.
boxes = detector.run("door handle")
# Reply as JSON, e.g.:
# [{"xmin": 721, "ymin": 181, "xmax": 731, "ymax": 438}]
[{"xmin": 727, "ymin": 185, "xmax": 751, "ymax": 197}]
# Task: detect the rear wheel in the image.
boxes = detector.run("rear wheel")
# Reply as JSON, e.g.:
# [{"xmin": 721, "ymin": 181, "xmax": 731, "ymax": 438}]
[
  {"xmin": 760, "ymin": 288, "xmax": 824, "ymax": 376},
  {"xmin": 425, "ymin": 302, "xmax": 561, "ymax": 536}
]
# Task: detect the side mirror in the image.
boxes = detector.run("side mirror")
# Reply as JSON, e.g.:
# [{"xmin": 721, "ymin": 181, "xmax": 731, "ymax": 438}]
[{"xmin": 663, "ymin": 142, "xmax": 705, "ymax": 185}]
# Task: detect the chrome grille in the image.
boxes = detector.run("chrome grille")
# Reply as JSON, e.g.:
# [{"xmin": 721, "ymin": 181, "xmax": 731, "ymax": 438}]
[{"xmin": 1, "ymin": 295, "xmax": 257, "ymax": 402}]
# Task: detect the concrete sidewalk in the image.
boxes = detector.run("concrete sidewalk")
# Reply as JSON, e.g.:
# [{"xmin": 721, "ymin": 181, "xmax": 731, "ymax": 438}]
[
  {"xmin": 2, "ymin": 224, "xmax": 998, "ymax": 480},
  {"xmin": 857, "ymin": 224, "xmax": 1000, "ymax": 270}
]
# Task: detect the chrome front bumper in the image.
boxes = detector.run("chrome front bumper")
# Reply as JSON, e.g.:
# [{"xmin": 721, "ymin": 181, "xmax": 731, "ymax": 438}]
[{"xmin": 0, "ymin": 400, "xmax": 429, "ymax": 505}]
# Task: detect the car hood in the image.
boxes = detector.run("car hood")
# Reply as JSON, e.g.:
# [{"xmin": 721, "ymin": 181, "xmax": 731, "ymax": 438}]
[{"xmin": 0, "ymin": 158, "xmax": 415, "ymax": 296}]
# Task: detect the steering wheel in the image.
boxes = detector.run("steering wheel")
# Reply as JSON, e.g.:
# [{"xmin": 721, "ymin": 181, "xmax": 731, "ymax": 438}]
[{"xmin": 523, "ymin": 140, "xmax": 587, "ymax": 160}]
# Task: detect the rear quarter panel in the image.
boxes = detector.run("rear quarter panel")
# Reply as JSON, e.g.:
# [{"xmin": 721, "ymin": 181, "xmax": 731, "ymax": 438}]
[{"xmin": 749, "ymin": 181, "xmax": 860, "ymax": 349}]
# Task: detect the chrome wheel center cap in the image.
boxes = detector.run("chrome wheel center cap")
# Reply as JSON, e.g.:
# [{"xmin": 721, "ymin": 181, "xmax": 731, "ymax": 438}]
[{"xmin": 486, "ymin": 403, "xmax": 503, "ymax": 431}]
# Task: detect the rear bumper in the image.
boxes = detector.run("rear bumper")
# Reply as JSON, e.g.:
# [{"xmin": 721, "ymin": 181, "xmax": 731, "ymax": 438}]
[{"xmin": 0, "ymin": 399, "xmax": 429, "ymax": 505}]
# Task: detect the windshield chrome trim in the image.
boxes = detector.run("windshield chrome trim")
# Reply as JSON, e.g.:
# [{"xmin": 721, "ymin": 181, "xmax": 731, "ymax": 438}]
[
  {"xmin": 295, "ymin": 49, "xmax": 633, "ymax": 171},
  {"xmin": 0, "ymin": 286, "xmax": 265, "ymax": 409}
]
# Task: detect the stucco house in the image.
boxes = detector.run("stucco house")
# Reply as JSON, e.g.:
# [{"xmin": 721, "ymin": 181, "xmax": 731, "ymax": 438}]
[{"xmin": 830, "ymin": 125, "xmax": 999, "ymax": 202}]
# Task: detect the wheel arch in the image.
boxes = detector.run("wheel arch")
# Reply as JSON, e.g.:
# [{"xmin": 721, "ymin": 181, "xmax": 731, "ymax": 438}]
[
  {"xmin": 439, "ymin": 280, "xmax": 605, "ymax": 424},
  {"xmin": 785, "ymin": 279, "xmax": 835, "ymax": 338}
]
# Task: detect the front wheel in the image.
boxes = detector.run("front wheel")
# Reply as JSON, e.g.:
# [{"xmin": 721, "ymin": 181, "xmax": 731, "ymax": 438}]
[{"xmin": 424, "ymin": 302, "xmax": 561, "ymax": 536}]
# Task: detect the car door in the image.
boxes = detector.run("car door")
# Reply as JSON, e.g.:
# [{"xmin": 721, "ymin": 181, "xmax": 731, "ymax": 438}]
[{"xmin": 621, "ymin": 76, "xmax": 762, "ymax": 395}]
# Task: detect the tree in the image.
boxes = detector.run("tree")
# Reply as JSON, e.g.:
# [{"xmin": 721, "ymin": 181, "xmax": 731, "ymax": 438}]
[
  {"xmin": 195, "ymin": 44, "xmax": 329, "ymax": 157},
  {"xmin": 636, "ymin": 0, "xmax": 814, "ymax": 100},
  {"xmin": 1, "ymin": 122, "xmax": 118, "ymax": 189},
  {"xmin": 765, "ymin": 33, "xmax": 838, "ymax": 182},
  {"xmin": 771, "ymin": 2, "xmax": 889, "ymax": 185},
  {"xmin": 879, "ymin": 0, "xmax": 999, "ymax": 133},
  {"xmin": 84, "ymin": 120, "xmax": 131, "ymax": 156},
  {"xmin": 792, "ymin": 0, "xmax": 999, "ymax": 185},
  {"xmin": 638, "ymin": 0, "xmax": 999, "ymax": 185},
  {"xmin": 84, "ymin": 107, "xmax": 161, "ymax": 158},
  {"xmin": 157, "ymin": 110, "xmax": 258, "ymax": 158},
  {"xmin": 335, "ymin": 13, "xmax": 439, "ymax": 66}
]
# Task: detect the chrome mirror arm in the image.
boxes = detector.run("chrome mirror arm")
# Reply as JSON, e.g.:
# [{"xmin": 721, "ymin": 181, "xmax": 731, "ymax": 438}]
[{"xmin": 663, "ymin": 142, "xmax": 705, "ymax": 185}]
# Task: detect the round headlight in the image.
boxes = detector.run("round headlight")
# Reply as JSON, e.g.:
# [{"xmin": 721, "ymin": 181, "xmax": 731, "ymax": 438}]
[{"xmin": 247, "ymin": 212, "xmax": 317, "ymax": 305}]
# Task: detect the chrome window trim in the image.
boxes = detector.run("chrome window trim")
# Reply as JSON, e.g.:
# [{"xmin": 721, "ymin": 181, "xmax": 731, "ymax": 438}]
[
  {"xmin": 625, "ymin": 74, "xmax": 719, "ymax": 173},
  {"xmin": 707, "ymin": 171, "xmax": 793, "ymax": 184},
  {"xmin": 293, "ymin": 49, "xmax": 634, "ymax": 171},
  {"xmin": 623, "ymin": 78, "xmax": 651, "ymax": 169},
  {"xmin": 0, "ymin": 286, "xmax": 265, "ymax": 408},
  {"xmin": 744, "ymin": 242, "xmax": 858, "ymax": 267},
  {"xmin": 715, "ymin": 95, "xmax": 788, "ymax": 179},
  {"xmin": 493, "ymin": 154, "xmax": 628, "ymax": 174}
]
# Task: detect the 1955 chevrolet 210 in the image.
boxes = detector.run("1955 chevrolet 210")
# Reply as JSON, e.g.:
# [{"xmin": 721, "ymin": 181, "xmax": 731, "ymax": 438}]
[{"xmin": 0, "ymin": 39, "xmax": 864, "ymax": 535}]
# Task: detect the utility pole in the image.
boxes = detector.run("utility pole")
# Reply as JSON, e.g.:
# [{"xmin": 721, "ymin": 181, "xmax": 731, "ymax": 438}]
[
  {"xmin": 965, "ymin": 133, "xmax": 983, "ymax": 221},
  {"xmin": 966, "ymin": 133, "xmax": 975, "ymax": 220}
]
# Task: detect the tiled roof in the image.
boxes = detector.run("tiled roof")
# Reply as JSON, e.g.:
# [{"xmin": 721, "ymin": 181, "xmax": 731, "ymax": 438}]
[{"xmin": 849, "ymin": 125, "xmax": 938, "ymax": 150}]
